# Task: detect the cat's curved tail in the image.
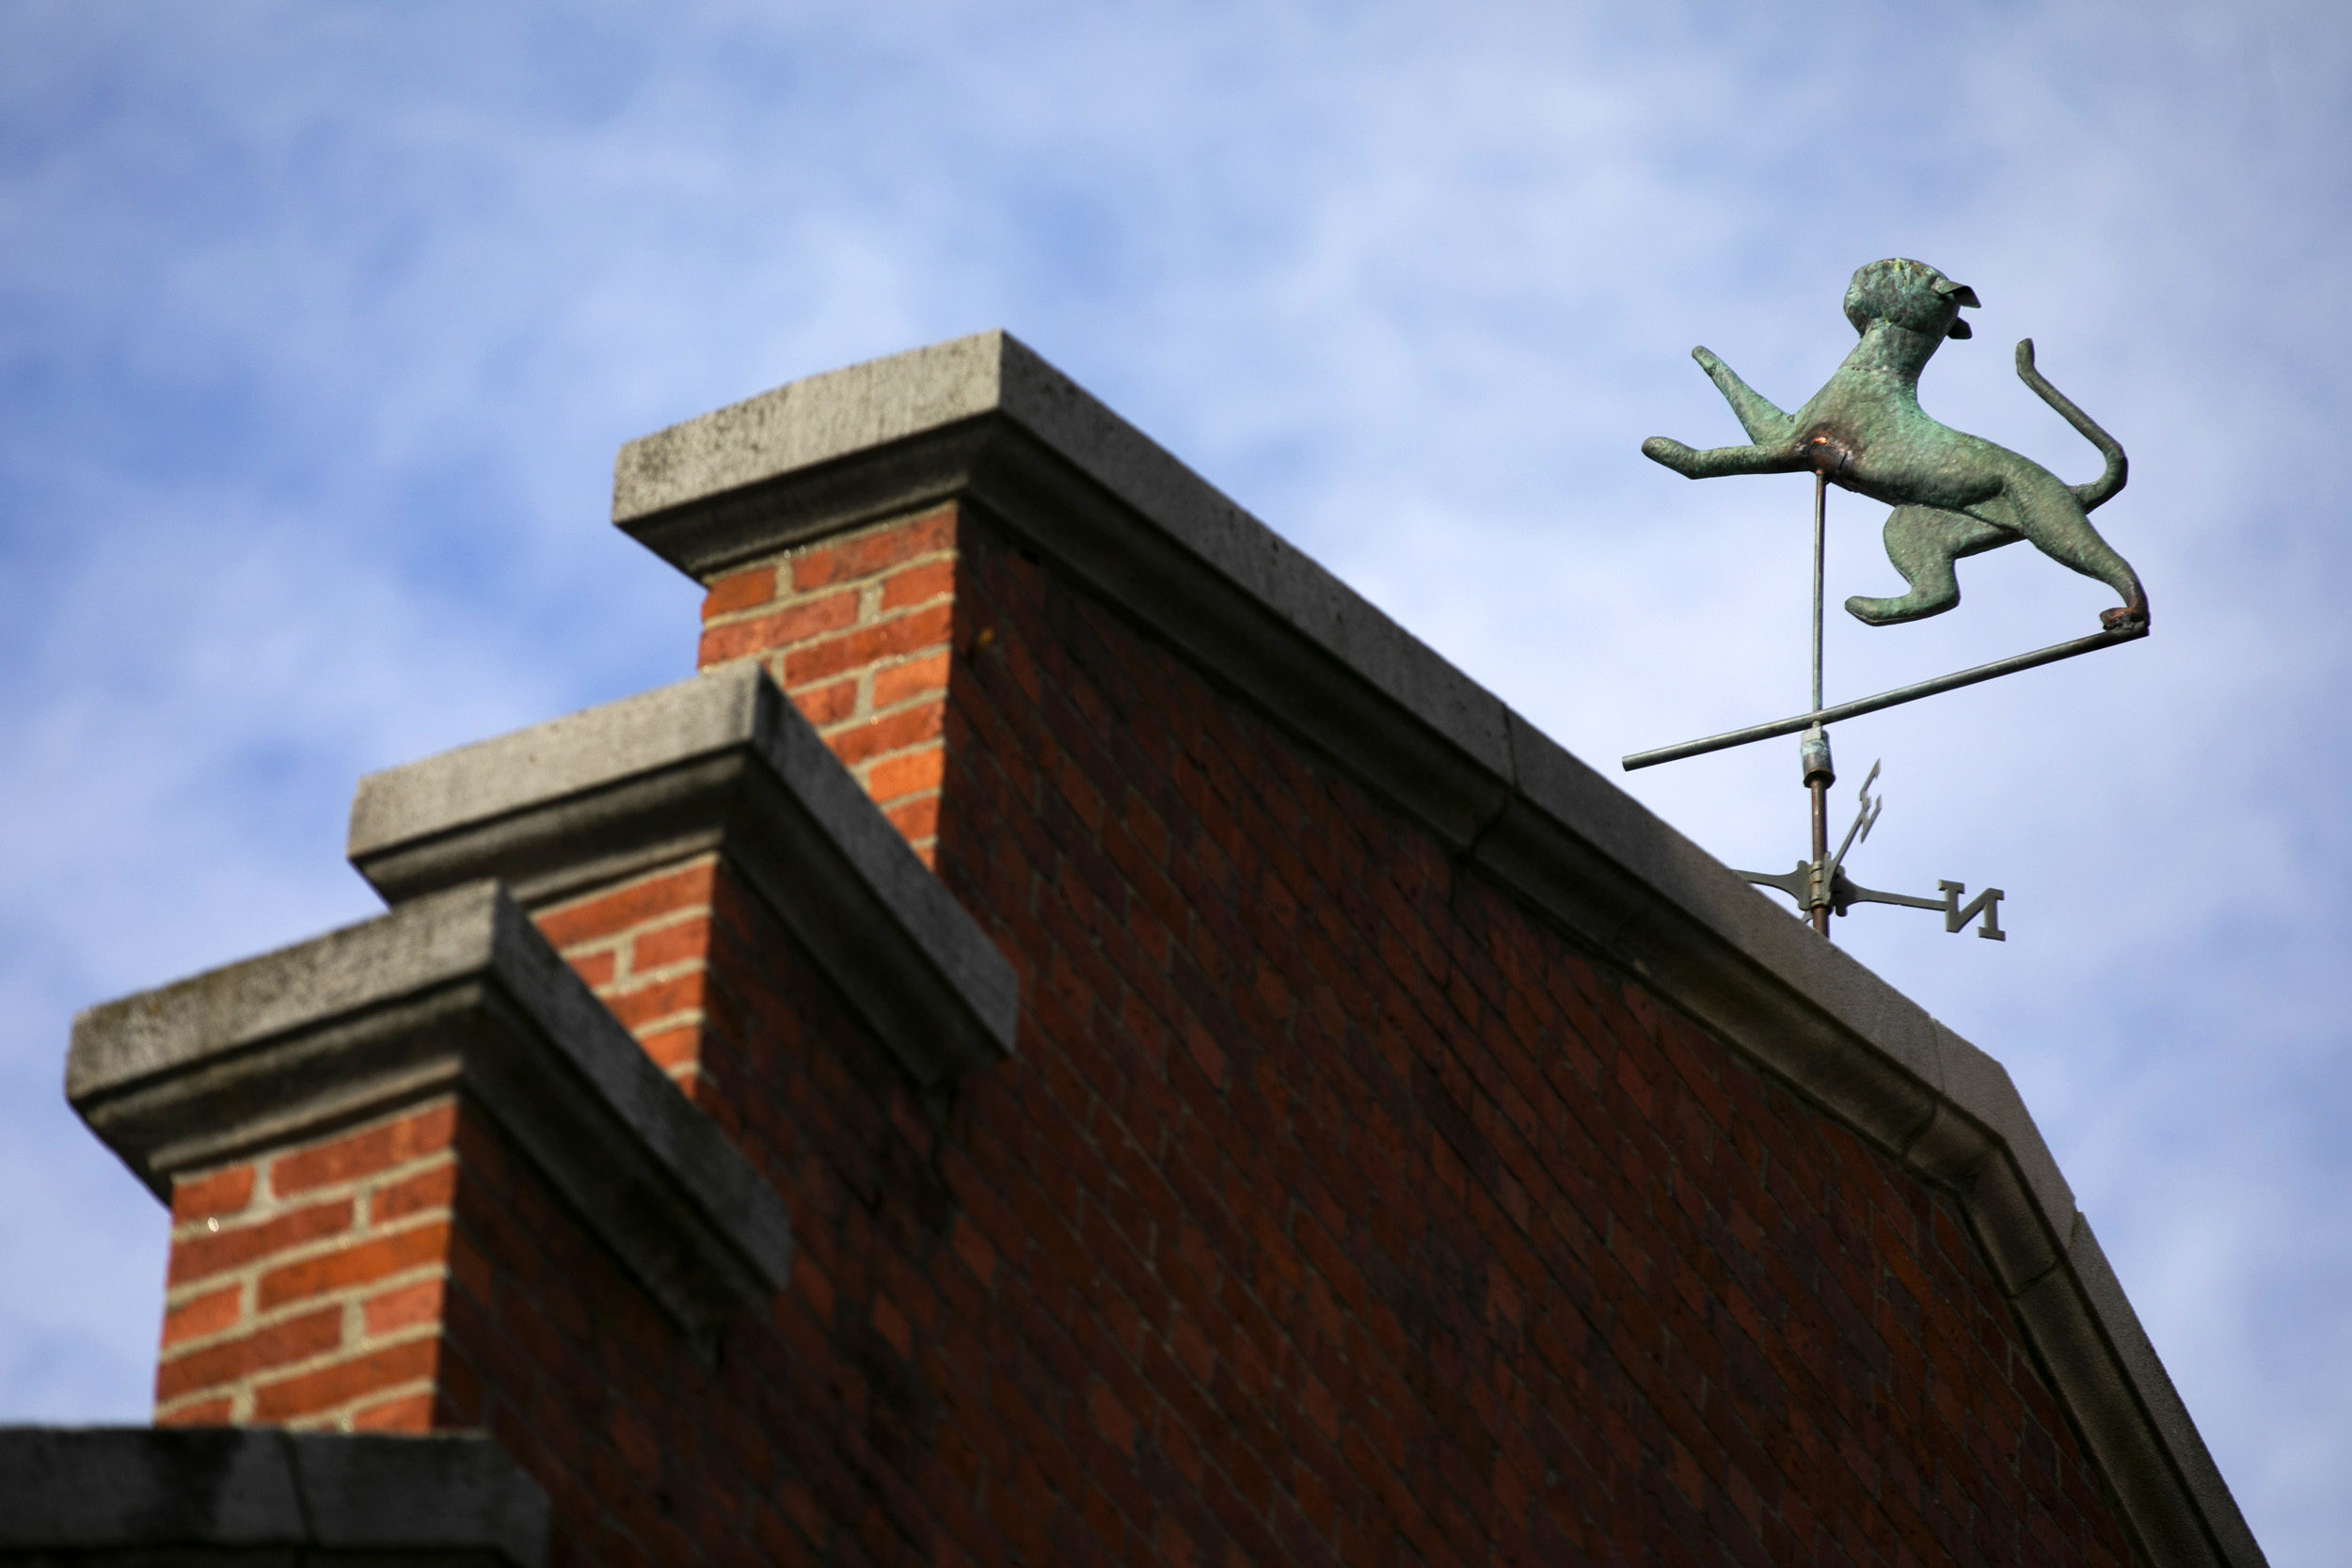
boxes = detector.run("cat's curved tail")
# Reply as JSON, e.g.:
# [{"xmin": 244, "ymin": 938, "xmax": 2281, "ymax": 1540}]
[{"xmin": 2015, "ymin": 339, "xmax": 2127, "ymax": 512}]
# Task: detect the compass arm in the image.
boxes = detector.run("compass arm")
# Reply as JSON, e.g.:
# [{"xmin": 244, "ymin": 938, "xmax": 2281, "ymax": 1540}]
[
  {"xmin": 1745, "ymin": 863, "xmax": 2011, "ymax": 941},
  {"xmin": 1829, "ymin": 872, "xmax": 2006, "ymax": 941},
  {"xmin": 1831, "ymin": 877, "xmax": 1943, "ymax": 915},
  {"xmin": 1941, "ymin": 880, "xmax": 2007, "ymax": 941},
  {"xmin": 1737, "ymin": 863, "xmax": 1813, "ymax": 908}
]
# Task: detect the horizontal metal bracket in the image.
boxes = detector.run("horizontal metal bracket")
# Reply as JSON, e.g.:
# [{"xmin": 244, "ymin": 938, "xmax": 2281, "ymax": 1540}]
[
  {"xmin": 1623, "ymin": 622, "xmax": 2147, "ymax": 772},
  {"xmin": 1738, "ymin": 863, "xmax": 2006, "ymax": 939}
]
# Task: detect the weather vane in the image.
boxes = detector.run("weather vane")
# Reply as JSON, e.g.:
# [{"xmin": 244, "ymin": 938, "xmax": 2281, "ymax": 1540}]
[{"xmin": 1624, "ymin": 258, "xmax": 2149, "ymax": 941}]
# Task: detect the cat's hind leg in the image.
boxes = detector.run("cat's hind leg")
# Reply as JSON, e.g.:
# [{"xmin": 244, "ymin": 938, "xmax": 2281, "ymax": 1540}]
[
  {"xmin": 1845, "ymin": 504, "xmax": 2016, "ymax": 626},
  {"xmin": 1998, "ymin": 470, "xmax": 2149, "ymax": 628}
]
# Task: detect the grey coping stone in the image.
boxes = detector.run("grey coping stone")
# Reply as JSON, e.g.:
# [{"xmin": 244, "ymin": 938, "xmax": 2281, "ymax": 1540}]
[
  {"xmin": 2062, "ymin": 1220, "xmax": 2272, "ymax": 1568},
  {"xmin": 614, "ymin": 332, "xmax": 1513, "ymax": 848},
  {"xmin": 599, "ymin": 330, "xmax": 2267, "ymax": 1566},
  {"xmin": 1932, "ymin": 1030, "xmax": 2077, "ymax": 1226},
  {"xmin": 68, "ymin": 882, "xmax": 794, "ymax": 1351},
  {"xmin": 0, "ymin": 1426, "xmax": 548, "ymax": 1563},
  {"xmin": 347, "ymin": 662, "xmax": 1017, "ymax": 1087},
  {"xmin": 2004, "ymin": 1222, "xmax": 2265, "ymax": 1568}
]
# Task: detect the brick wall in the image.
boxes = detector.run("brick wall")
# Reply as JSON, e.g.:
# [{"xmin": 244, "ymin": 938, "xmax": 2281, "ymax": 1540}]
[
  {"xmin": 696, "ymin": 502, "xmax": 961, "ymax": 864},
  {"xmin": 535, "ymin": 857, "xmax": 728, "ymax": 1102},
  {"xmin": 154, "ymin": 1101, "xmax": 473, "ymax": 1432},
  {"xmin": 145, "ymin": 497, "xmax": 2148, "ymax": 1564}
]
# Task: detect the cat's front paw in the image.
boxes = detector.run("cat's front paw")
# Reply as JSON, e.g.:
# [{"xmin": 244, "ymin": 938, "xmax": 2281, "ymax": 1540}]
[
  {"xmin": 1646, "ymin": 435, "xmax": 1703, "ymax": 472},
  {"xmin": 1641, "ymin": 436, "xmax": 1700, "ymax": 475}
]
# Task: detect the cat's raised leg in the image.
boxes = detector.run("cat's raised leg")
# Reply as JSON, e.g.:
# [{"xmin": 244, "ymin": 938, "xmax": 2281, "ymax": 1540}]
[
  {"xmin": 1639, "ymin": 436, "xmax": 1806, "ymax": 480},
  {"xmin": 1692, "ymin": 347, "xmax": 1795, "ymax": 444},
  {"xmin": 1844, "ymin": 504, "xmax": 2015, "ymax": 625}
]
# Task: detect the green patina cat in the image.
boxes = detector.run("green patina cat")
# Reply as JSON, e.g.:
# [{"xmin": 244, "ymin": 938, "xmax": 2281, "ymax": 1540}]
[{"xmin": 1643, "ymin": 258, "xmax": 2146, "ymax": 631}]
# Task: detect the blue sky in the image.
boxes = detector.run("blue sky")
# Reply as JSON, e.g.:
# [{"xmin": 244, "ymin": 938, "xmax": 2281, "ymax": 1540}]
[{"xmin": 3, "ymin": 2, "xmax": 2344, "ymax": 1559}]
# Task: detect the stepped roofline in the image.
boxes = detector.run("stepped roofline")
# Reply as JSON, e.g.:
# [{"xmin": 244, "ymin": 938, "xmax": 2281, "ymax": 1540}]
[{"xmin": 611, "ymin": 330, "xmax": 2262, "ymax": 1568}]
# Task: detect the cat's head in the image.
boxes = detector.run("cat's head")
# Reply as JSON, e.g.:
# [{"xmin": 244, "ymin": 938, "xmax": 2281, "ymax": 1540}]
[{"xmin": 1844, "ymin": 258, "xmax": 1979, "ymax": 341}]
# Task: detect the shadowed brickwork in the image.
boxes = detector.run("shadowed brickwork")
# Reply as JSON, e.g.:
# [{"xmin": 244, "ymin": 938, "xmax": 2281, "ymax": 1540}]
[
  {"xmin": 134, "ymin": 495, "xmax": 2147, "ymax": 1564},
  {"xmin": 650, "ymin": 499, "xmax": 2137, "ymax": 1564}
]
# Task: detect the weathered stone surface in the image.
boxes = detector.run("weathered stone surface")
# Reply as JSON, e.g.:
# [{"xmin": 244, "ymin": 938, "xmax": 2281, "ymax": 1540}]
[
  {"xmin": 348, "ymin": 662, "xmax": 1017, "ymax": 1085},
  {"xmin": 0, "ymin": 1426, "xmax": 548, "ymax": 1563},
  {"xmin": 69, "ymin": 882, "xmax": 793, "ymax": 1343}
]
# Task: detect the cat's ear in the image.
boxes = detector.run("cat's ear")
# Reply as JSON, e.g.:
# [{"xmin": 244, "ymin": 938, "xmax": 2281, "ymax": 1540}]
[
  {"xmin": 1932, "ymin": 278, "xmax": 1982, "ymax": 309},
  {"xmin": 1946, "ymin": 320, "xmax": 1974, "ymax": 339}
]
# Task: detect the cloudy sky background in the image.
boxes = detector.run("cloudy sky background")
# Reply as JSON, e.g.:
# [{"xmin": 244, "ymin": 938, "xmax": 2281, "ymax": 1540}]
[{"xmin": 2, "ymin": 2, "xmax": 2344, "ymax": 1559}]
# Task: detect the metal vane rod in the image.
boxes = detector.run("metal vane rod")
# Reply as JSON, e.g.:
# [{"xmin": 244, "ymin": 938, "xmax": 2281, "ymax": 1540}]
[
  {"xmin": 1811, "ymin": 472, "xmax": 1826, "ymax": 716},
  {"xmin": 1809, "ymin": 780, "xmax": 1830, "ymax": 936},
  {"xmin": 1806, "ymin": 473, "xmax": 1830, "ymax": 936},
  {"xmin": 1620, "ymin": 621, "xmax": 2147, "ymax": 772}
]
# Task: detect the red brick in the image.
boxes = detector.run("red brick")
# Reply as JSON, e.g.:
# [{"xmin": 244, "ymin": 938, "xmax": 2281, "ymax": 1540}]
[
  {"xmin": 257, "ymin": 1220, "xmax": 453, "ymax": 1311},
  {"xmin": 637, "ymin": 1024, "xmax": 704, "ymax": 1071},
  {"xmin": 866, "ymin": 746, "xmax": 945, "ymax": 806},
  {"xmin": 565, "ymin": 947, "xmax": 618, "ymax": 989},
  {"xmin": 789, "ymin": 507, "xmax": 956, "ymax": 589},
  {"xmin": 270, "ymin": 1102, "xmax": 458, "ymax": 1197},
  {"xmin": 1089, "ymin": 1378, "xmax": 1137, "ymax": 1457},
  {"xmin": 627, "ymin": 915, "xmax": 711, "ymax": 974},
  {"xmin": 161, "ymin": 1284, "xmax": 244, "ymax": 1349},
  {"xmin": 698, "ymin": 589, "xmax": 861, "ymax": 665},
  {"xmin": 447, "ymin": 1233, "xmax": 494, "ymax": 1310},
  {"xmin": 363, "ymin": 1276, "xmax": 449, "ymax": 1340},
  {"xmin": 872, "ymin": 650, "xmax": 952, "ymax": 710},
  {"xmin": 351, "ymin": 1389, "xmax": 438, "ymax": 1433},
  {"xmin": 532, "ymin": 861, "xmax": 716, "ymax": 950},
  {"xmin": 371, "ymin": 1161, "xmax": 458, "ymax": 1226},
  {"xmin": 603, "ymin": 972, "xmax": 707, "ymax": 1030},
  {"xmin": 781, "ymin": 604, "xmax": 955, "ymax": 687},
  {"xmin": 155, "ymin": 1305, "xmax": 343, "ymax": 1403},
  {"xmin": 250, "ymin": 1337, "xmax": 440, "ymax": 1422},
  {"xmin": 168, "ymin": 1197, "xmax": 355, "ymax": 1288},
  {"xmin": 871, "ymin": 1293, "xmax": 912, "ymax": 1360},
  {"xmin": 155, "ymin": 1396, "xmax": 233, "ymax": 1426},
  {"xmin": 788, "ymin": 675, "xmax": 861, "ymax": 727},
  {"xmin": 702, "ymin": 563, "xmax": 782, "ymax": 618},
  {"xmin": 823, "ymin": 703, "xmax": 944, "ymax": 768},
  {"xmin": 881, "ymin": 558, "xmax": 957, "ymax": 611},
  {"xmin": 171, "ymin": 1164, "xmax": 255, "ymax": 1225},
  {"xmin": 883, "ymin": 794, "xmax": 941, "ymax": 847}
]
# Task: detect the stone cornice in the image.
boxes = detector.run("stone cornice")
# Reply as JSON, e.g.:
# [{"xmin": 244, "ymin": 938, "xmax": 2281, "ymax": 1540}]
[
  {"xmin": 0, "ymin": 1428, "xmax": 548, "ymax": 1564},
  {"xmin": 345, "ymin": 662, "xmax": 1019, "ymax": 1088},
  {"xmin": 68, "ymin": 882, "xmax": 795, "ymax": 1348},
  {"xmin": 608, "ymin": 331, "xmax": 2264, "ymax": 1568}
]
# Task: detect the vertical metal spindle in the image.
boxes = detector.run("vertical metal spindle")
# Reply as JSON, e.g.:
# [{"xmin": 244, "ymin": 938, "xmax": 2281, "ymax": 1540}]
[
  {"xmin": 1810, "ymin": 778, "xmax": 1831, "ymax": 936},
  {"xmin": 1808, "ymin": 472, "xmax": 1831, "ymax": 937},
  {"xmin": 1811, "ymin": 471, "xmax": 1826, "ymax": 716}
]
